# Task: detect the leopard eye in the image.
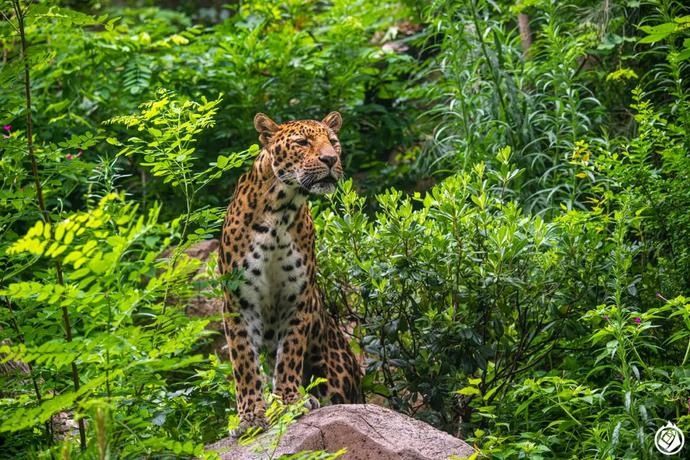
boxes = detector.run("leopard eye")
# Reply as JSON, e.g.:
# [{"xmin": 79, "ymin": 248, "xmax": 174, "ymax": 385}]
[{"xmin": 295, "ymin": 138, "xmax": 310, "ymax": 147}]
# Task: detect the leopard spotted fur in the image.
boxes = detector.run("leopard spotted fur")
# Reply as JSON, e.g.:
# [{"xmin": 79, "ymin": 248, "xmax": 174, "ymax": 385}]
[{"xmin": 218, "ymin": 111, "xmax": 362, "ymax": 435}]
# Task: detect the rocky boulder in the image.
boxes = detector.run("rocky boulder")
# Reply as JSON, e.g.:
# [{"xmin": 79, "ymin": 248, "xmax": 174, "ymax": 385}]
[{"xmin": 208, "ymin": 404, "xmax": 475, "ymax": 460}]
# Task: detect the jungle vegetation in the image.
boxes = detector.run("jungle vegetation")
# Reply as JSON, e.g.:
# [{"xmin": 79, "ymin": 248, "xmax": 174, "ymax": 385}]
[{"xmin": 1, "ymin": 0, "xmax": 690, "ymax": 458}]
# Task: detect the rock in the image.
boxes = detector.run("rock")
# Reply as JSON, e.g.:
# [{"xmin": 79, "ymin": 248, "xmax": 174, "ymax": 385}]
[
  {"xmin": 180, "ymin": 239, "xmax": 223, "ymax": 318},
  {"xmin": 182, "ymin": 238, "xmax": 220, "ymax": 261},
  {"xmin": 207, "ymin": 404, "xmax": 474, "ymax": 460}
]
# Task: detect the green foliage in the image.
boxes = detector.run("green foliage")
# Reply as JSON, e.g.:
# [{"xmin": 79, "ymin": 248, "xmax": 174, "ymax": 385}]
[
  {"xmin": 106, "ymin": 89, "xmax": 257, "ymax": 240},
  {"xmin": 1, "ymin": 66, "xmax": 244, "ymax": 457},
  {"xmin": 419, "ymin": 0, "xmax": 613, "ymax": 213},
  {"xmin": 0, "ymin": 0, "xmax": 419, "ymax": 215},
  {"xmin": 319, "ymin": 153, "xmax": 575, "ymax": 428},
  {"xmin": 0, "ymin": 191, "xmax": 228, "ymax": 458},
  {"xmin": 315, "ymin": 1, "xmax": 690, "ymax": 456}
]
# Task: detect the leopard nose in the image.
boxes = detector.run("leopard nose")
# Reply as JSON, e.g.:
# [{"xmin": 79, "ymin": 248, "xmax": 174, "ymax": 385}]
[{"xmin": 319, "ymin": 154, "xmax": 338, "ymax": 168}]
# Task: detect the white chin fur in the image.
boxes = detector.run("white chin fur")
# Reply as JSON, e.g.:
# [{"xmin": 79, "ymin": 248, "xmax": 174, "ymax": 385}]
[{"xmin": 309, "ymin": 182, "xmax": 337, "ymax": 195}]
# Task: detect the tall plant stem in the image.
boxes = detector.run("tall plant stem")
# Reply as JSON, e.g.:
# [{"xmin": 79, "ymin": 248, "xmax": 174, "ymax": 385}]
[
  {"xmin": 468, "ymin": 0, "xmax": 513, "ymax": 145},
  {"xmin": 12, "ymin": 0, "xmax": 87, "ymax": 451},
  {"xmin": 4, "ymin": 299, "xmax": 52, "ymax": 443}
]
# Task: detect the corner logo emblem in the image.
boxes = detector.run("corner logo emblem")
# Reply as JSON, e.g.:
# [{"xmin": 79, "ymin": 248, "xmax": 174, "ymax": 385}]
[{"xmin": 655, "ymin": 421, "xmax": 684, "ymax": 456}]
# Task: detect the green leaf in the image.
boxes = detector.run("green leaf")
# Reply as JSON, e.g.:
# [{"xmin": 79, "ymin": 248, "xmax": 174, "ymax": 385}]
[{"xmin": 457, "ymin": 386, "xmax": 481, "ymax": 396}]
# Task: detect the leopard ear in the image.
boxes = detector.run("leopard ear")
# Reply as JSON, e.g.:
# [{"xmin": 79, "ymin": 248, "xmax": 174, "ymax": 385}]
[
  {"xmin": 321, "ymin": 111, "xmax": 342, "ymax": 133},
  {"xmin": 254, "ymin": 113, "xmax": 279, "ymax": 145}
]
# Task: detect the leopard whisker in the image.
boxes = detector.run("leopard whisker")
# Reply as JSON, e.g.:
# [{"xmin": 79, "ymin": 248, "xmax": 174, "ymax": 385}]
[{"xmin": 301, "ymin": 175, "xmax": 317, "ymax": 190}]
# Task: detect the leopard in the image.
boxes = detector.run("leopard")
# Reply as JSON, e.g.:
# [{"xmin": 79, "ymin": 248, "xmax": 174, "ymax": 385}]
[{"xmin": 218, "ymin": 111, "xmax": 362, "ymax": 436}]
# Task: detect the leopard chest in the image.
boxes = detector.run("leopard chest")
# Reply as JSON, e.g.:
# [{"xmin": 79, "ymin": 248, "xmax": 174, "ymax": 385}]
[{"xmin": 237, "ymin": 223, "xmax": 309, "ymax": 353}]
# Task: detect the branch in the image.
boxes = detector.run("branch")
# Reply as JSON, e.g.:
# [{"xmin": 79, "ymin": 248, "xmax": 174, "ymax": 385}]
[{"xmin": 518, "ymin": 13, "xmax": 532, "ymax": 56}]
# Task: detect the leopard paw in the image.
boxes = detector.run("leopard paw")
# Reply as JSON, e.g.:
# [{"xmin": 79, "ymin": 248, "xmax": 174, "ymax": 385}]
[
  {"xmin": 304, "ymin": 394, "xmax": 320, "ymax": 411},
  {"xmin": 230, "ymin": 413, "xmax": 268, "ymax": 439},
  {"xmin": 278, "ymin": 389, "xmax": 320, "ymax": 411}
]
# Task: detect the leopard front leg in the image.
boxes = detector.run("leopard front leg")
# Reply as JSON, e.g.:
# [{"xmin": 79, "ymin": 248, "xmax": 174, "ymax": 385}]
[
  {"xmin": 322, "ymin": 314, "xmax": 363, "ymax": 404},
  {"xmin": 273, "ymin": 309, "xmax": 319, "ymax": 410},
  {"xmin": 224, "ymin": 304, "xmax": 267, "ymax": 436},
  {"xmin": 304, "ymin": 314, "xmax": 362, "ymax": 405}
]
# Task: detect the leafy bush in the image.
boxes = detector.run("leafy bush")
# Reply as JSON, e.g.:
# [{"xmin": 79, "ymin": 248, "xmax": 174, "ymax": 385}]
[
  {"xmin": 317, "ymin": 1, "xmax": 690, "ymax": 457},
  {"xmin": 1, "ymin": 85, "xmax": 238, "ymax": 457}
]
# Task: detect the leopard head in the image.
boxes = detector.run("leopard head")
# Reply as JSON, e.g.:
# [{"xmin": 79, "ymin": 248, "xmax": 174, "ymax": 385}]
[{"xmin": 254, "ymin": 112, "xmax": 343, "ymax": 195}]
